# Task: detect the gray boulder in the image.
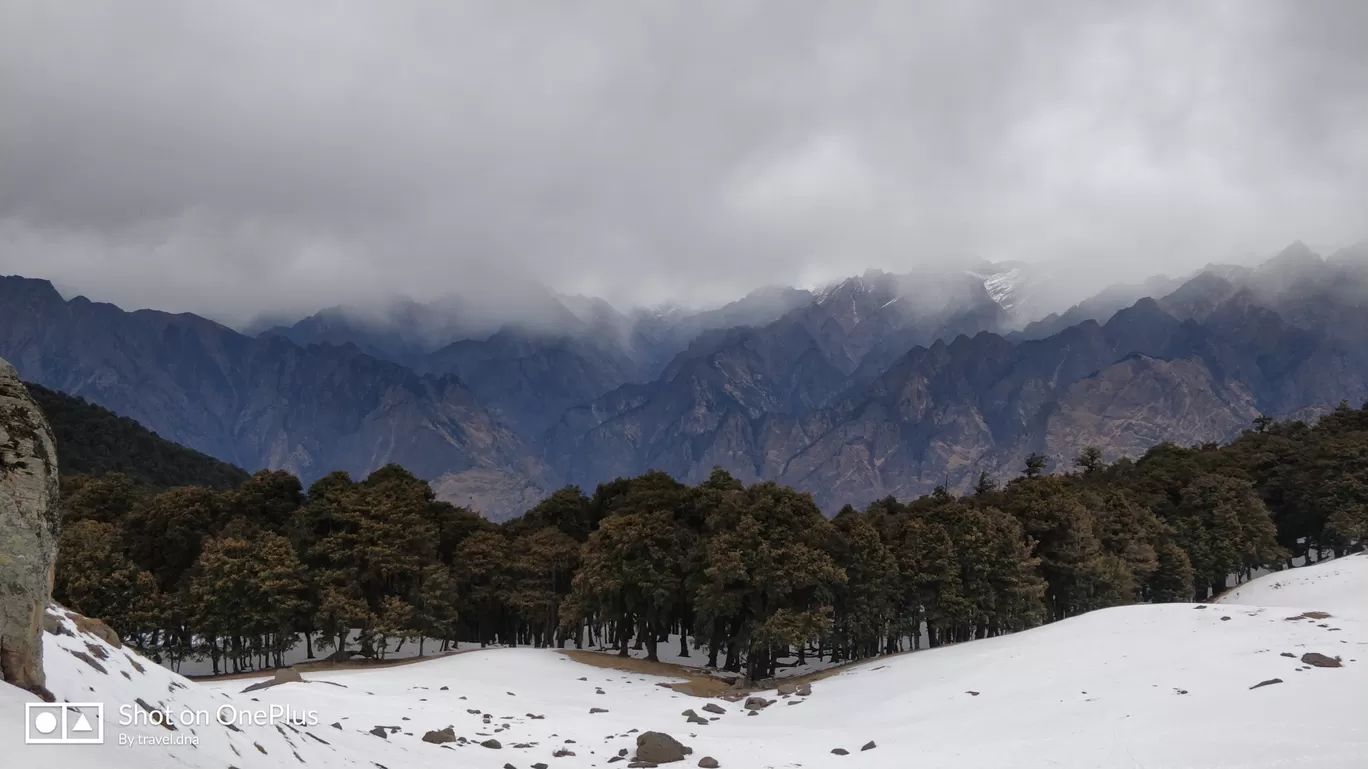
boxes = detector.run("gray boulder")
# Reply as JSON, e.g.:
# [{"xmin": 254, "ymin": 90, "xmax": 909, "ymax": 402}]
[{"xmin": 0, "ymin": 359, "xmax": 60, "ymax": 697}]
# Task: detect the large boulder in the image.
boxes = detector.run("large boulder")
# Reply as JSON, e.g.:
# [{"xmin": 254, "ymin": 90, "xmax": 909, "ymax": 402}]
[
  {"xmin": 636, "ymin": 731, "xmax": 689, "ymax": 764},
  {"xmin": 0, "ymin": 358, "xmax": 60, "ymax": 697}
]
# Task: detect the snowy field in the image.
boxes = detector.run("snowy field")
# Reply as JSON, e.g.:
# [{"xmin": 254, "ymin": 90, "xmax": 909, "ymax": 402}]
[{"xmin": 7, "ymin": 552, "xmax": 1366, "ymax": 768}]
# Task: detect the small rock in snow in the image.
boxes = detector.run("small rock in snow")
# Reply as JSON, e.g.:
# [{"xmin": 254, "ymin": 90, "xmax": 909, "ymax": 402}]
[{"xmin": 1302, "ymin": 652, "xmax": 1342, "ymax": 668}]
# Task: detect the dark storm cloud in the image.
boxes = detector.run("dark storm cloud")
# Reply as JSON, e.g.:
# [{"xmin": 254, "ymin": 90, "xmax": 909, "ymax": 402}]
[{"xmin": 1, "ymin": 0, "xmax": 1364, "ymax": 325}]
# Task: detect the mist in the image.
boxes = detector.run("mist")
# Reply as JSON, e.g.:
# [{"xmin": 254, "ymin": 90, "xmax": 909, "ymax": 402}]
[{"xmin": 1, "ymin": 1, "xmax": 1365, "ymax": 328}]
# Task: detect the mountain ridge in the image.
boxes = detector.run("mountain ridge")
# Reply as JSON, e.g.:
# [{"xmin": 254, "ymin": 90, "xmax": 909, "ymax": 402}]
[{"xmin": 4, "ymin": 242, "xmax": 1367, "ymax": 519}]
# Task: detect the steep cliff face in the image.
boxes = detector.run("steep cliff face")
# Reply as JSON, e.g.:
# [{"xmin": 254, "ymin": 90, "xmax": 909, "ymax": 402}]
[{"xmin": 0, "ymin": 356, "xmax": 60, "ymax": 697}]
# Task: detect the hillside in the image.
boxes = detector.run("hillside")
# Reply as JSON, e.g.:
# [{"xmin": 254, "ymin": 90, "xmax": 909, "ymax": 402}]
[
  {"xmin": 9, "ymin": 554, "xmax": 1364, "ymax": 768},
  {"xmin": 25, "ymin": 382, "xmax": 250, "ymax": 489},
  {"xmin": 0, "ymin": 278, "xmax": 552, "ymax": 519}
]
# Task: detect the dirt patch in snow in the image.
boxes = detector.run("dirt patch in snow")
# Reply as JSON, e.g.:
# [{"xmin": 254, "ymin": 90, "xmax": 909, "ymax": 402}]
[{"xmin": 558, "ymin": 651, "xmax": 733, "ymax": 697}]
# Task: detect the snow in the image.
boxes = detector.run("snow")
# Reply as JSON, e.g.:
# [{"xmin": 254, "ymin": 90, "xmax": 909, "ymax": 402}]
[
  {"xmin": 966, "ymin": 265, "xmax": 1025, "ymax": 313},
  {"xmin": 10, "ymin": 554, "xmax": 1366, "ymax": 768},
  {"xmin": 1217, "ymin": 553, "xmax": 1367, "ymax": 616}
]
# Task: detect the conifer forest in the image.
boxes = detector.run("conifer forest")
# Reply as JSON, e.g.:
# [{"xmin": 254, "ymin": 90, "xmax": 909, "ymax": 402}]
[{"xmin": 53, "ymin": 403, "xmax": 1368, "ymax": 682}]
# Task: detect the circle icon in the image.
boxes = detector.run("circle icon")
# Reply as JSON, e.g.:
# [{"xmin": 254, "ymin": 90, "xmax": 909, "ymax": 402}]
[{"xmin": 34, "ymin": 711, "xmax": 58, "ymax": 734}]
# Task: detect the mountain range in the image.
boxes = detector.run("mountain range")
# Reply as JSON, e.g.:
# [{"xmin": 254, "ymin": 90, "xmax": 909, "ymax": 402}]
[{"xmin": 3, "ymin": 243, "xmax": 1365, "ymax": 518}]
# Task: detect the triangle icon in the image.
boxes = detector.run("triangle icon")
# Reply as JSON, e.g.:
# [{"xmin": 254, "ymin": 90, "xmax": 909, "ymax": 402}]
[{"xmin": 71, "ymin": 712, "xmax": 94, "ymax": 733}]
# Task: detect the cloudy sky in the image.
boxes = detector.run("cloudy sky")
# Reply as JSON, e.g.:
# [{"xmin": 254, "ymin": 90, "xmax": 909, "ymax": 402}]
[{"xmin": 1, "ymin": 1, "xmax": 1365, "ymax": 326}]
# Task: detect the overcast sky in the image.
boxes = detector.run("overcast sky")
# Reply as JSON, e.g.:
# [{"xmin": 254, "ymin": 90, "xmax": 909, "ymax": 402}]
[{"xmin": 1, "ymin": 1, "xmax": 1365, "ymax": 326}]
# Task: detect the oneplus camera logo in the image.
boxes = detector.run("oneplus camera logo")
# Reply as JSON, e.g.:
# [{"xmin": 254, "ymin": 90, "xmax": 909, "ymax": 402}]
[{"xmin": 25, "ymin": 702, "xmax": 104, "ymax": 744}]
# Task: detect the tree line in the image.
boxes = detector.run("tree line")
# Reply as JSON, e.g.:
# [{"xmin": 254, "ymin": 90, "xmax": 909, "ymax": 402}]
[{"xmin": 52, "ymin": 402, "xmax": 1368, "ymax": 681}]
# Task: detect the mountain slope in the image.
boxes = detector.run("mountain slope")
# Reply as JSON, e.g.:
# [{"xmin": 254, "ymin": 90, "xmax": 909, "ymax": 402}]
[
  {"xmin": 0, "ymin": 276, "xmax": 551, "ymax": 518},
  {"xmin": 25, "ymin": 382, "xmax": 250, "ymax": 489}
]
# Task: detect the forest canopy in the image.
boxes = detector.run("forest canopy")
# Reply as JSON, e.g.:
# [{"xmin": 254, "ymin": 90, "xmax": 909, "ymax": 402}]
[{"xmin": 50, "ymin": 400, "xmax": 1368, "ymax": 681}]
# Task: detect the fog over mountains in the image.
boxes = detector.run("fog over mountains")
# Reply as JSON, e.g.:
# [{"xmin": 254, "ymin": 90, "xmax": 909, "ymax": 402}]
[{"xmin": 3, "ymin": 241, "xmax": 1365, "ymax": 519}]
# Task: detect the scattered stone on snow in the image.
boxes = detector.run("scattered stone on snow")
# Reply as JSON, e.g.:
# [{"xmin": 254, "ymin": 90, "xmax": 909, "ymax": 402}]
[
  {"xmin": 1250, "ymin": 679, "xmax": 1284, "ymax": 690},
  {"xmin": 482, "ymin": 738, "xmax": 503, "ymax": 749},
  {"xmin": 702, "ymin": 703, "xmax": 726, "ymax": 714},
  {"xmin": 698, "ymin": 758, "xmax": 719, "ymax": 768},
  {"xmin": 1301, "ymin": 652, "xmax": 1342, "ymax": 668},
  {"xmin": 422, "ymin": 726, "xmax": 457, "ymax": 744},
  {"xmin": 862, "ymin": 741, "xmax": 877, "ymax": 750},
  {"xmin": 831, "ymin": 748, "xmax": 849, "ymax": 755}
]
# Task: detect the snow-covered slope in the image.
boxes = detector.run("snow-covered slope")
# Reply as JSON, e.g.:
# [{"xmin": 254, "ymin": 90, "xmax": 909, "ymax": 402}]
[
  {"xmin": 10, "ymin": 556, "xmax": 1366, "ymax": 768},
  {"xmin": 1217, "ymin": 552, "xmax": 1366, "ymax": 615}
]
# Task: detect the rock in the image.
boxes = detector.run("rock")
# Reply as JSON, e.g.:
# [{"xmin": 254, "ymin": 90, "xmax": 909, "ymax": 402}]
[
  {"xmin": 440, "ymin": 685, "xmax": 449, "ymax": 690},
  {"xmin": 635, "ymin": 731, "xmax": 689, "ymax": 764},
  {"xmin": 533, "ymin": 764, "xmax": 549, "ymax": 769},
  {"xmin": 795, "ymin": 684, "xmax": 812, "ymax": 696},
  {"xmin": 504, "ymin": 764, "xmax": 518, "ymax": 769},
  {"xmin": 702, "ymin": 703, "xmax": 726, "ymax": 715},
  {"xmin": 1249, "ymin": 679, "xmax": 1284, "ymax": 690},
  {"xmin": 368, "ymin": 726, "xmax": 388, "ymax": 738},
  {"xmin": 0, "ymin": 359, "xmax": 60, "ymax": 697},
  {"xmin": 681, "ymin": 709, "xmax": 697, "ymax": 718},
  {"xmin": 1301, "ymin": 652, "xmax": 1342, "ymax": 668},
  {"xmin": 777, "ymin": 682, "xmax": 797, "ymax": 695},
  {"xmin": 590, "ymin": 707, "xmax": 609, "ymax": 714},
  {"xmin": 553, "ymin": 748, "xmax": 576, "ymax": 757},
  {"xmin": 627, "ymin": 763, "xmax": 656, "ymax": 768},
  {"xmin": 1280, "ymin": 652, "xmax": 1296, "ymax": 658},
  {"xmin": 698, "ymin": 758, "xmax": 719, "ymax": 768},
  {"xmin": 481, "ymin": 738, "xmax": 503, "ymax": 749},
  {"xmin": 831, "ymin": 748, "xmax": 849, "ymax": 755},
  {"xmin": 743, "ymin": 696, "xmax": 772, "ymax": 710},
  {"xmin": 330, "ymin": 722, "xmax": 342, "ymax": 730},
  {"xmin": 68, "ymin": 612, "xmax": 122, "ymax": 648},
  {"xmin": 423, "ymin": 726, "xmax": 458, "ymax": 744},
  {"xmin": 687, "ymin": 715, "xmax": 708, "ymax": 725},
  {"xmin": 273, "ymin": 667, "xmax": 303, "ymax": 684},
  {"xmin": 861, "ymin": 741, "xmax": 876, "ymax": 751}
]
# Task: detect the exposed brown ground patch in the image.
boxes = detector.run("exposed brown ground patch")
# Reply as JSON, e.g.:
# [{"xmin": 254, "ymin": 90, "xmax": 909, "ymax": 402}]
[
  {"xmin": 1284, "ymin": 610, "xmax": 1333, "ymax": 621},
  {"xmin": 558, "ymin": 646, "xmax": 932, "ymax": 697},
  {"xmin": 557, "ymin": 650, "xmax": 733, "ymax": 697}
]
